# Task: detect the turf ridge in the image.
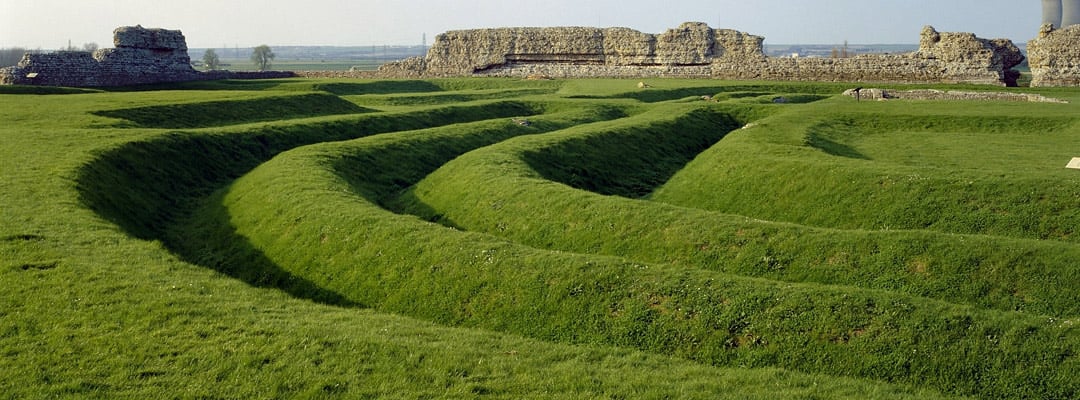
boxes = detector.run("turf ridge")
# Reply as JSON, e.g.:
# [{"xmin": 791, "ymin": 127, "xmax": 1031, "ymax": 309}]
[
  {"xmin": 210, "ymin": 102, "xmax": 1075, "ymax": 399},
  {"xmin": 77, "ymin": 100, "xmax": 543, "ymax": 240},
  {"xmin": 167, "ymin": 101, "xmax": 633, "ymax": 302},
  {"xmin": 396, "ymin": 103, "xmax": 1080, "ymax": 317},
  {"xmin": 652, "ymin": 99, "xmax": 1080, "ymax": 242}
]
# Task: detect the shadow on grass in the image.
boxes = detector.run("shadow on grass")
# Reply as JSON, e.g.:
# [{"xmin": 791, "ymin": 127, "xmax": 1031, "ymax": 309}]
[
  {"xmin": 0, "ymin": 85, "xmax": 104, "ymax": 95},
  {"xmin": 93, "ymin": 93, "xmax": 373, "ymax": 129},
  {"xmin": 804, "ymin": 133, "xmax": 871, "ymax": 160},
  {"xmin": 315, "ymin": 81, "xmax": 444, "ymax": 95},
  {"xmin": 75, "ymin": 101, "xmax": 542, "ymax": 307},
  {"xmin": 522, "ymin": 108, "xmax": 743, "ymax": 198},
  {"xmin": 168, "ymin": 190, "xmax": 366, "ymax": 307},
  {"xmin": 76, "ymin": 133, "xmax": 362, "ymax": 307},
  {"xmin": 106, "ymin": 79, "xmax": 296, "ymax": 92}
]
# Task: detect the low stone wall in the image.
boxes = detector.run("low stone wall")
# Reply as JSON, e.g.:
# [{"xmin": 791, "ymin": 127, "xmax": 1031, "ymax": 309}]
[
  {"xmin": 841, "ymin": 88, "xmax": 1068, "ymax": 103},
  {"xmin": 382, "ymin": 23, "xmax": 1025, "ymax": 86},
  {"xmin": 1028, "ymin": 23, "xmax": 1080, "ymax": 87},
  {"xmin": 293, "ymin": 70, "xmax": 381, "ymax": 79}
]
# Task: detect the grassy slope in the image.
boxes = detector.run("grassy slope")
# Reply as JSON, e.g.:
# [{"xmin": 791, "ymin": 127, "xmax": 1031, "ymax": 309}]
[
  {"xmin": 395, "ymin": 101, "xmax": 1080, "ymax": 318},
  {"xmin": 0, "ymin": 79, "xmax": 960, "ymax": 399},
  {"xmin": 224, "ymin": 104, "xmax": 1075, "ymax": 398},
  {"xmin": 2, "ymin": 77, "xmax": 1077, "ymax": 398},
  {"xmin": 651, "ymin": 97, "xmax": 1080, "ymax": 241}
]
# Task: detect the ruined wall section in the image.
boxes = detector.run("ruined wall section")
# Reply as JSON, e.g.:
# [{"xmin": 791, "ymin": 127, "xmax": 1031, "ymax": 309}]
[
  {"xmin": 385, "ymin": 22, "xmax": 755, "ymax": 77},
  {"xmin": 1, "ymin": 26, "xmax": 201, "ymax": 87},
  {"xmin": 1028, "ymin": 24, "xmax": 1080, "ymax": 87},
  {"xmin": 715, "ymin": 27, "xmax": 1023, "ymax": 85},
  {"xmin": 914, "ymin": 26, "xmax": 1024, "ymax": 85},
  {"xmin": 654, "ymin": 22, "xmax": 715, "ymax": 64},
  {"xmin": 382, "ymin": 23, "xmax": 1023, "ymax": 86}
]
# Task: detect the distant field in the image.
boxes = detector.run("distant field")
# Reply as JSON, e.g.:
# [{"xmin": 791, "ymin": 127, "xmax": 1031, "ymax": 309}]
[
  {"xmin": 207, "ymin": 58, "xmax": 385, "ymax": 71},
  {"xmin": 1, "ymin": 77, "xmax": 1078, "ymax": 399}
]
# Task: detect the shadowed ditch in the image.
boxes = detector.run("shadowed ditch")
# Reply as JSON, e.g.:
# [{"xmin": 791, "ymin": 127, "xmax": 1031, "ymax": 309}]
[
  {"xmin": 521, "ymin": 107, "xmax": 743, "ymax": 198},
  {"xmin": 76, "ymin": 100, "xmax": 543, "ymax": 305},
  {"xmin": 92, "ymin": 92, "xmax": 374, "ymax": 128}
]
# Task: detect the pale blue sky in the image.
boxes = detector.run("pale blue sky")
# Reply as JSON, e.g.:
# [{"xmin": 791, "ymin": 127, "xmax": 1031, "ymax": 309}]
[{"xmin": 1, "ymin": 0, "xmax": 1045, "ymax": 49}]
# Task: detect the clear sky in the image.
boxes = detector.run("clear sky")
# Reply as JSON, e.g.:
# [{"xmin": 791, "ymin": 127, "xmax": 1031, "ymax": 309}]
[{"xmin": 1, "ymin": 0, "xmax": 1046, "ymax": 49}]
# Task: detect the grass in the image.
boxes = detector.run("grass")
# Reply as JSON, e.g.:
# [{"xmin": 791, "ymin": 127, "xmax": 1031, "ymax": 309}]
[{"xmin": 2, "ymin": 77, "xmax": 1078, "ymax": 399}]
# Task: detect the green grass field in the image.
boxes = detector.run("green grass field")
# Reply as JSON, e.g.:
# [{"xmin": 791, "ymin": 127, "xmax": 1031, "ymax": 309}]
[{"xmin": 1, "ymin": 77, "xmax": 1078, "ymax": 399}]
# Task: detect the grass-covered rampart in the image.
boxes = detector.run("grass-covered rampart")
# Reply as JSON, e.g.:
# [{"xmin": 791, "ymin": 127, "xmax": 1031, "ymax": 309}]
[
  {"xmin": 3, "ymin": 77, "xmax": 1077, "ymax": 398},
  {"xmin": 653, "ymin": 99, "xmax": 1080, "ymax": 241},
  {"xmin": 77, "ymin": 100, "xmax": 542, "ymax": 240},
  {"xmin": 211, "ymin": 100, "xmax": 1077, "ymax": 399},
  {"xmin": 396, "ymin": 102, "xmax": 1080, "ymax": 317}
]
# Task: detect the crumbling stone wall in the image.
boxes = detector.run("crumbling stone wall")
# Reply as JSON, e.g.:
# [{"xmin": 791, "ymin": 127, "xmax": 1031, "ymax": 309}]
[
  {"xmin": 382, "ymin": 23, "xmax": 1024, "ymax": 86},
  {"xmin": 2, "ymin": 26, "xmax": 200, "ymax": 87},
  {"xmin": 1028, "ymin": 23, "xmax": 1080, "ymax": 87},
  {"xmin": 383, "ymin": 22, "xmax": 759, "ymax": 77}
]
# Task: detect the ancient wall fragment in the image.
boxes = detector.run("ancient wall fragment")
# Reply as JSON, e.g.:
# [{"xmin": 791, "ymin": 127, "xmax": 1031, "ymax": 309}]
[
  {"xmin": 1, "ymin": 25, "xmax": 200, "ymax": 87},
  {"xmin": 384, "ymin": 23, "xmax": 1022, "ymax": 86},
  {"xmin": 1028, "ymin": 24, "xmax": 1080, "ymax": 87}
]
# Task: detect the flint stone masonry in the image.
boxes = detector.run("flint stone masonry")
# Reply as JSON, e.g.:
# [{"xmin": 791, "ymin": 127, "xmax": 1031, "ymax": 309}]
[
  {"xmin": 382, "ymin": 23, "xmax": 1024, "ymax": 86},
  {"xmin": 0, "ymin": 26, "xmax": 296, "ymax": 87},
  {"xmin": 1028, "ymin": 24, "xmax": 1080, "ymax": 87}
]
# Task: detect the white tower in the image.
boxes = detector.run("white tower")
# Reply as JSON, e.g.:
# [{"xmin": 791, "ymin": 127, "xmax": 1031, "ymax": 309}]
[
  {"xmin": 1063, "ymin": 0, "xmax": 1080, "ymax": 26},
  {"xmin": 1044, "ymin": 0, "xmax": 1080, "ymax": 27},
  {"xmin": 1044, "ymin": 0, "xmax": 1063, "ymax": 27}
]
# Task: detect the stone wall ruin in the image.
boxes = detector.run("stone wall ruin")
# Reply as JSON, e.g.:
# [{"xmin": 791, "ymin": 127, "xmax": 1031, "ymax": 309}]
[
  {"xmin": 0, "ymin": 26, "xmax": 201, "ymax": 87},
  {"xmin": 381, "ymin": 22, "xmax": 1025, "ymax": 86},
  {"xmin": 0, "ymin": 25, "xmax": 294, "ymax": 87},
  {"xmin": 1028, "ymin": 23, "xmax": 1080, "ymax": 87},
  {"xmin": 2, "ymin": 22, "xmax": 1060, "ymax": 88}
]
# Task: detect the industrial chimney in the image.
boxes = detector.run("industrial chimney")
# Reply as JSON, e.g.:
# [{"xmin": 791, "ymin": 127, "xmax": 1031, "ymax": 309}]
[
  {"xmin": 1065, "ymin": 0, "xmax": 1080, "ymax": 26},
  {"xmin": 1043, "ymin": 0, "xmax": 1080, "ymax": 27},
  {"xmin": 1044, "ymin": 0, "xmax": 1063, "ymax": 27}
]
